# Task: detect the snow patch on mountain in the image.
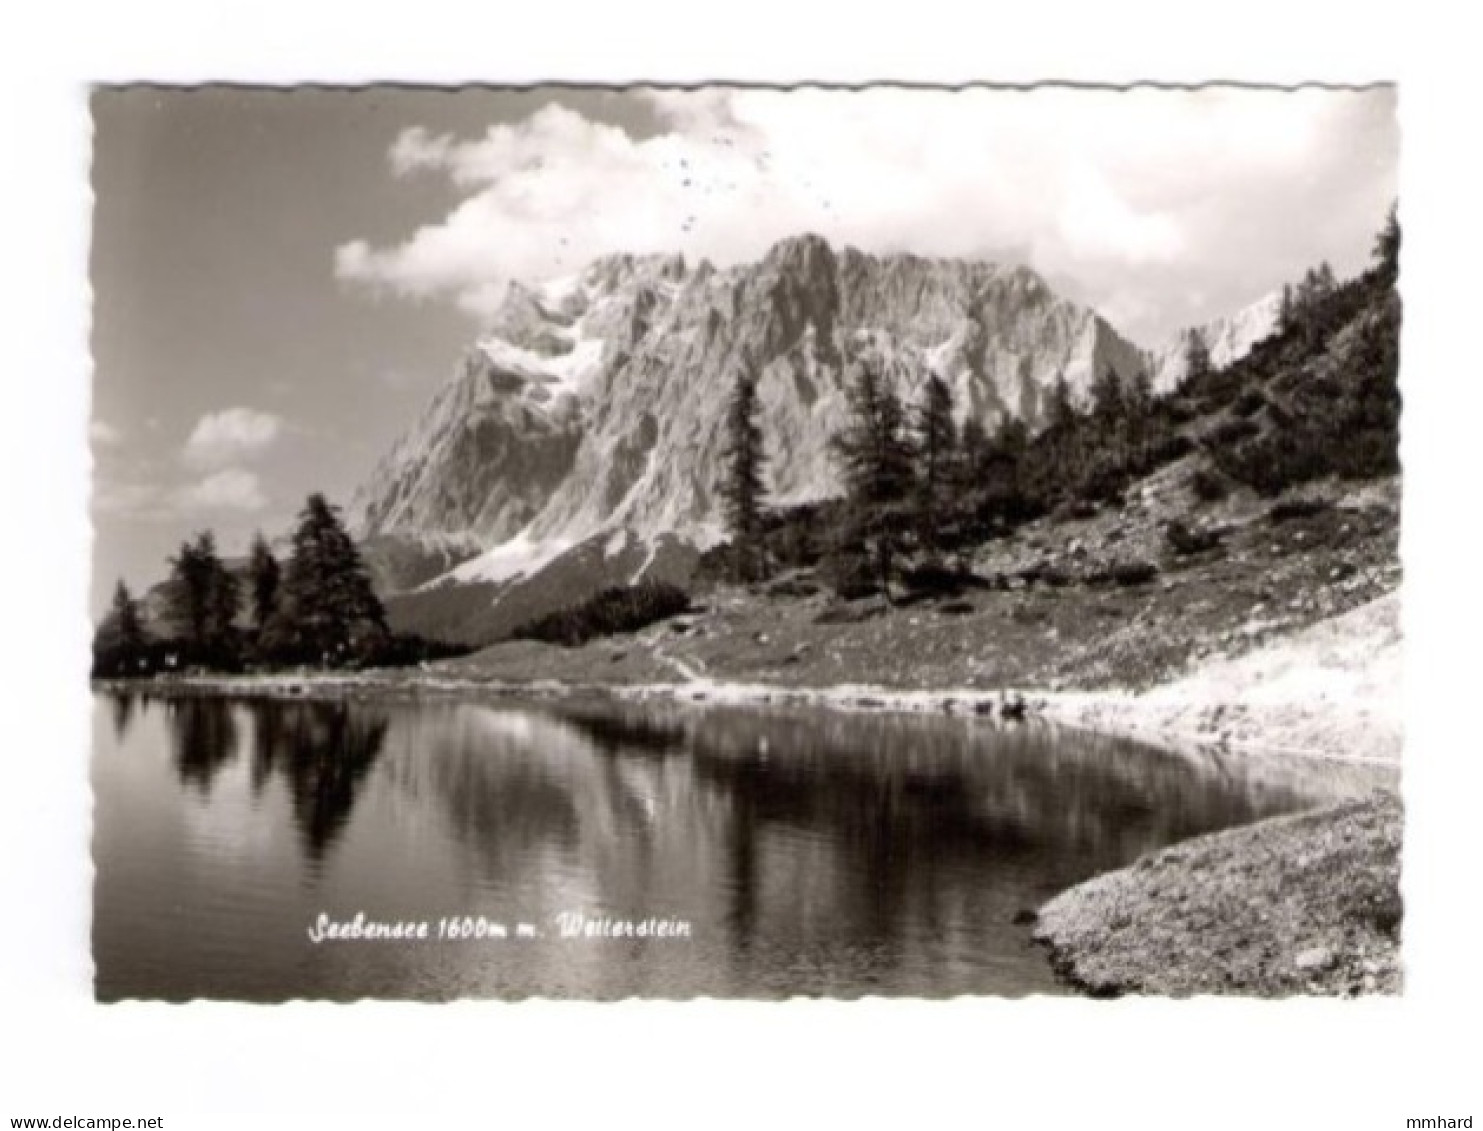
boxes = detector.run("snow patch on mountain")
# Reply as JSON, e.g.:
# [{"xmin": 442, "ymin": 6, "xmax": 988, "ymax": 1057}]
[{"xmin": 355, "ymin": 235, "xmax": 1283, "ymax": 598}]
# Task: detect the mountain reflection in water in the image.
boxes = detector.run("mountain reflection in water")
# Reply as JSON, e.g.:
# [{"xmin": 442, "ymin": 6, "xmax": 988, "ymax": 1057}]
[{"xmin": 92, "ymin": 691, "xmax": 1380, "ymax": 1001}]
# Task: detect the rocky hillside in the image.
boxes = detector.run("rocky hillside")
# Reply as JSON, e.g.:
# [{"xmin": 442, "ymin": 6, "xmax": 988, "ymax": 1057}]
[{"xmin": 353, "ymin": 235, "xmax": 1180, "ymax": 579}]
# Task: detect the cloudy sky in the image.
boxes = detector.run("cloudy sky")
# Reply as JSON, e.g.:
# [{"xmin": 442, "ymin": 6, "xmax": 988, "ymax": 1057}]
[{"xmin": 90, "ymin": 84, "xmax": 1397, "ymax": 612}]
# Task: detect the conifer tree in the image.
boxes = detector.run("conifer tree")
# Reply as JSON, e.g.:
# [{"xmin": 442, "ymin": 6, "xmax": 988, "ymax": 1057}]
[
  {"xmin": 1184, "ymin": 327, "xmax": 1212, "ymax": 384},
  {"xmin": 206, "ymin": 552, "xmax": 240, "ymax": 652},
  {"xmin": 1089, "ymin": 363, "xmax": 1125, "ymax": 423},
  {"xmin": 830, "ymin": 360, "xmax": 914, "ymax": 596},
  {"xmin": 1373, "ymin": 202, "xmax": 1400, "ymax": 281},
  {"xmin": 1278, "ymin": 283, "xmax": 1295, "ymax": 335},
  {"xmin": 248, "ymin": 532, "xmax": 281, "ymax": 630},
  {"xmin": 1045, "ymin": 373, "xmax": 1078, "ymax": 432},
  {"xmin": 94, "ymin": 579, "xmax": 150, "ymax": 676},
  {"xmin": 912, "ymin": 374, "xmax": 958, "ymax": 559},
  {"xmin": 112, "ymin": 579, "xmax": 145, "ymax": 651},
  {"xmin": 268, "ymin": 494, "xmax": 387, "ymax": 666},
  {"xmin": 719, "ymin": 370, "xmax": 768, "ymax": 581},
  {"xmin": 165, "ymin": 531, "xmax": 237, "ymax": 665},
  {"xmin": 959, "ymin": 417, "xmax": 992, "ymax": 490}
]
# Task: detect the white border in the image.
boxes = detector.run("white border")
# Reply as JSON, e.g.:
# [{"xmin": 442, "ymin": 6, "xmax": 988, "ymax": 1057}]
[{"xmin": 2, "ymin": 2, "xmax": 1480, "ymax": 1127}]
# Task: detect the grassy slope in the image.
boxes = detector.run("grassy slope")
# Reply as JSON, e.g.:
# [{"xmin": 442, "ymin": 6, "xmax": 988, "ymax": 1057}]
[{"xmin": 449, "ymin": 474, "xmax": 1399, "ymax": 706}]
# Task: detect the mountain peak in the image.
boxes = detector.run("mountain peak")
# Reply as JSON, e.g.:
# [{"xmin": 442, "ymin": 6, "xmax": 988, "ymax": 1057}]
[{"xmin": 354, "ymin": 238, "xmax": 1274, "ymax": 576}]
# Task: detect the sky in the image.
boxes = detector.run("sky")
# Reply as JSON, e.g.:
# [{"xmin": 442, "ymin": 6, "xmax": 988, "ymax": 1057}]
[{"xmin": 89, "ymin": 84, "xmax": 1398, "ymax": 614}]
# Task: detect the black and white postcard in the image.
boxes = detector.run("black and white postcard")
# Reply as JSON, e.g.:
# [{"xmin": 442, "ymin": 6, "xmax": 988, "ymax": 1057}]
[{"xmin": 86, "ymin": 83, "xmax": 1404, "ymax": 1003}]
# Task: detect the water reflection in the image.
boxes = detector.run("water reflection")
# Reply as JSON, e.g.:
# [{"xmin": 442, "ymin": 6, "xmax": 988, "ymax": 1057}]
[
  {"xmin": 149, "ymin": 696, "xmax": 389, "ymax": 858},
  {"xmin": 95, "ymin": 691, "xmax": 1387, "ymax": 1001},
  {"xmin": 164, "ymin": 696, "xmax": 240, "ymax": 794},
  {"xmin": 245, "ymin": 700, "xmax": 388, "ymax": 859}
]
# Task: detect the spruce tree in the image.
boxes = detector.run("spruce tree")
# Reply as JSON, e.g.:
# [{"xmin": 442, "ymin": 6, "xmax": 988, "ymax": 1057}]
[
  {"xmin": 1373, "ymin": 202, "xmax": 1400, "ymax": 281},
  {"xmin": 111, "ymin": 579, "xmax": 146, "ymax": 654},
  {"xmin": 912, "ymin": 374, "xmax": 957, "ymax": 559},
  {"xmin": 248, "ymin": 532, "xmax": 281, "ymax": 630},
  {"xmin": 1044, "ymin": 373, "xmax": 1078, "ymax": 432},
  {"xmin": 830, "ymin": 361, "xmax": 914, "ymax": 596},
  {"xmin": 719, "ymin": 370, "xmax": 767, "ymax": 582},
  {"xmin": 1184, "ymin": 327, "xmax": 1212, "ymax": 385},
  {"xmin": 270, "ymin": 493, "xmax": 387, "ymax": 666},
  {"xmin": 166, "ymin": 532, "xmax": 216, "ymax": 652},
  {"xmin": 206, "ymin": 552, "xmax": 240, "ymax": 655},
  {"xmin": 1089, "ymin": 363, "xmax": 1124, "ymax": 423},
  {"xmin": 165, "ymin": 531, "xmax": 237, "ymax": 666},
  {"xmin": 95, "ymin": 579, "xmax": 149, "ymax": 676},
  {"xmin": 959, "ymin": 417, "xmax": 992, "ymax": 489}
]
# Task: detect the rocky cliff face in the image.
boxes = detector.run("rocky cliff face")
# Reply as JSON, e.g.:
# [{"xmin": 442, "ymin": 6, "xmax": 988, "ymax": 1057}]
[
  {"xmin": 1148, "ymin": 291, "xmax": 1282, "ymax": 393},
  {"xmin": 353, "ymin": 234, "xmax": 1194, "ymax": 584}
]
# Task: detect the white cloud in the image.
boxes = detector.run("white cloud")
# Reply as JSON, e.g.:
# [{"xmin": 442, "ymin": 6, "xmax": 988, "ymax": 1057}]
[
  {"xmin": 94, "ymin": 468, "xmax": 267, "ymax": 518},
  {"xmin": 183, "ymin": 407, "xmax": 283, "ymax": 467},
  {"xmin": 175, "ymin": 468, "xmax": 268, "ymax": 513},
  {"xmin": 336, "ymin": 86, "xmax": 1397, "ymax": 343}
]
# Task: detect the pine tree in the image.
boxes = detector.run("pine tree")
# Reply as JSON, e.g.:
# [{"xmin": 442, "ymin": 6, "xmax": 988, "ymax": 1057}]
[
  {"xmin": 1122, "ymin": 366, "xmax": 1155, "ymax": 452},
  {"xmin": 166, "ymin": 532, "xmax": 216, "ymax": 651},
  {"xmin": 111, "ymin": 579, "xmax": 146, "ymax": 655},
  {"xmin": 206, "ymin": 554, "xmax": 240, "ymax": 651},
  {"xmin": 1045, "ymin": 373, "xmax": 1078, "ymax": 432},
  {"xmin": 268, "ymin": 493, "xmax": 387, "ymax": 666},
  {"xmin": 248, "ymin": 532, "xmax": 281, "ymax": 630},
  {"xmin": 959, "ymin": 417, "xmax": 992, "ymax": 489},
  {"xmin": 1373, "ymin": 202, "xmax": 1400, "ymax": 281},
  {"xmin": 94, "ymin": 578, "xmax": 150, "ymax": 677},
  {"xmin": 912, "ymin": 374, "xmax": 957, "ymax": 559},
  {"xmin": 1089, "ymin": 363, "xmax": 1124, "ymax": 423},
  {"xmin": 164, "ymin": 531, "xmax": 237, "ymax": 666},
  {"xmin": 829, "ymin": 361, "xmax": 915, "ymax": 596},
  {"xmin": 718, "ymin": 370, "xmax": 768, "ymax": 581},
  {"xmin": 1184, "ymin": 327, "xmax": 1212, "ymax": 384},
  {"xmin": 1278, "ymin": 283, "xmax": 1295, "ymax": 335}
]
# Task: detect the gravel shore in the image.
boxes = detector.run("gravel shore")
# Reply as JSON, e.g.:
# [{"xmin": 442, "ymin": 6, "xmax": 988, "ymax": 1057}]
[{"xmin": 1032, "ymin": 791, "xmax": 1403, "ymax": 997}]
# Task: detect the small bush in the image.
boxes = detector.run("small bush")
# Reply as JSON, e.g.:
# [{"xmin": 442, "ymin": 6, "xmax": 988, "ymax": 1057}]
[
  {"xmin": 1269, "ymin": 497, "xmax": 1331, "ymax": 524},
  {"xmin": 814, "ymin": 600, "xmax": 886, "ymax": 625},
  {"xmin": 820, "ymin": 550, "xmax": 880, "ymax": 600},
  {"xmin": 1051, "ymin": 498, "xmax": 1099, "ymax": 522},
  {"xmin": 510, "ymin": 581, "xmax": 691, "ymax": 647},
  {"xmin": 1089, "ymin": 560, "xmax": 1158, "ymax": 587},
  {"xmin": 902, "ymin": 562, "xmax": 987, "ymax": 595},
  {"xmin": 1164, "ymin": 519, "xmax": 1223, "ymax": 557},
  {"xmin": 1232, "ymin": 387, "xmax": 1267, "ymax": 417},
  {"xmin": 766, "ymin": 576, "xmax": 820, "ymax": 599},
  {"xmin": 1207, "ymin": 415, "xmax": 1262, "ymax": 446},
  {"xmin": 1189, "ymin": 466, "xmax": 1230, "ymax": 503}
]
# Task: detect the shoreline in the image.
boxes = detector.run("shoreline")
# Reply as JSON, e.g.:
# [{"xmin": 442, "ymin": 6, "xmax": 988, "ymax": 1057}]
[
  {"xmin": 99, "ymin": 590, "xmax": 1402, "ymax": 756},
  {"xmin": 96, "ymin": 592, "xmax": 1403, "ymax": 997}
]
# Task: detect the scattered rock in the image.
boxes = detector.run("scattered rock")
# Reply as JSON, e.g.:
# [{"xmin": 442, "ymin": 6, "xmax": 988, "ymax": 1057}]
[{"xmin": 1294, "ymin": 946, "xmax": 1335, "ymax": 973}]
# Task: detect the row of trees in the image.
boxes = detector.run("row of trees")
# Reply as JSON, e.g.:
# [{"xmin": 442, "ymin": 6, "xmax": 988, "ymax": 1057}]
[
  {"xmin": 718, "ymin": 348, "xmax": 1188, "ymax": 596},
  {"xmin": 95, "ymin": 493, "xmax": 408, "ymax": 678},
  {"xmin": 716, "ymin": 207, "xmax": 1400, "ymax": 597}
]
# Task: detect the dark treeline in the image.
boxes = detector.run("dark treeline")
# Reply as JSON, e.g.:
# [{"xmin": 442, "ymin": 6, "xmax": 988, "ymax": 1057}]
[
  {"xmin": 94, "ymin": 492, "xmax": 468, "ymax": 679},
  {"xmin": 705, "ymin": 206, "xmax": 1401, "ymax": 599}
]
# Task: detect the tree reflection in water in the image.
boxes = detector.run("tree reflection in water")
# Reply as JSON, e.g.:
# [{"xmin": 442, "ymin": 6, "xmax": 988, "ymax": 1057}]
[
  {"xmin": 109, "ymin": 691, "xmax": 137, "ymax": 743},
  {"xmin": 163, "ymin": 696, "xmax": 240, "ymax": 794},
  {"xmin": 246, "ymin": 699, "xmax": 389, "ymax": 860}
]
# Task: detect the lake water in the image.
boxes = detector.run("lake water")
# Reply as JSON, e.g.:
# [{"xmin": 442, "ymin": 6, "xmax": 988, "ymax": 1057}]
[{"xmin": 91, "ymin": 689, "xmax": 1376, "ymax": 1001}]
